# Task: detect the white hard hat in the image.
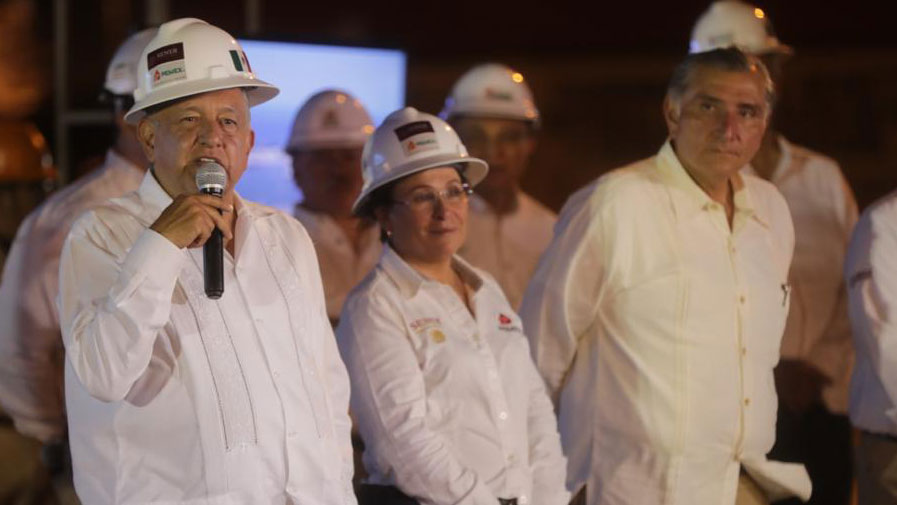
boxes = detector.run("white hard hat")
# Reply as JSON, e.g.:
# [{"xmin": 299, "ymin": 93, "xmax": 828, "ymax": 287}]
[
  {"xmin": 353, "ymin": 107, "xmax": 488, "ymax": 215},
  {"xmin": 440, "ymin": 63, "xmax": 539, "ymax": 125},
  {"xmin": 124, "ymin": 17, "xmax": 279, "ymax": 124},
  {"xmin": 689, "ymin": 1, "xmax": 793, "ymax": 55},
  {"xmin": 286, "ymin": 89, "xmax": 374, "ymax": 152},
  {"xmin": 104, "ymin": 28, "xmax": 158, "ymax": 96}
]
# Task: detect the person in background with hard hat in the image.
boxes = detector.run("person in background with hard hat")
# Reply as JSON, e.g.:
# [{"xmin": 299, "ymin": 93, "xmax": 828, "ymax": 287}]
[
  {"xmin": 337, "ymin": 107, "xmax": 569, "ymax": 505},
  {"xmin": 441, "ymin": 63, "xmax": 555, "ymax": 309},
  {"xmin": 690, "ymin": 3, "xmax": 857, "ymax": 504},
  {"xmin": 0, "ymin": 29, "xmax": 155, "ymax": 505},
  {"xmin": 521, "ymin": 47, "xmax": 811, "ymax": 505},
  {"xmin": 287, "ymin": 89, "xmax": 380, "ymax": 324},
  {"xmin": 56, "ymin": 18, "xmax": 355, "ymax": 504},
  {"xmin": 0, "ymin": 121, "xmax": 57, "ymax": 505}
]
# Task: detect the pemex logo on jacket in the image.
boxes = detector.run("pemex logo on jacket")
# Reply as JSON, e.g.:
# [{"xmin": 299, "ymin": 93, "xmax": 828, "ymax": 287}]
[{"xmin": 497, "ymin": 313, "xmax": 521, "ymax": 333}]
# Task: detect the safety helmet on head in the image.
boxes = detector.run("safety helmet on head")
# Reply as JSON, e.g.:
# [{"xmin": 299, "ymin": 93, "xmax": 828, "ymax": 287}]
[
  {"xmin": 353, "ymin": 107, "xmax": 488, "ymax": 216},
  {"xmin": 286, "ymin": 89, "xmax": 374, "ymax": 153},
  {"xmin": 0, "ymin": 121, "xmax": 55, "ymax": 183},
  {"xmin": 440, "ymin": 63, "xmax": 539, "ymax": 126},
  {"xmin": 104, "ymin": 27, "xmax": 158, "ymax": 96},
  {"xmin": 124, "ymin": 17, "xmax": 279, "ymax": 124},
  {"xmin": 689, "ymin": 1, "xmax": 792, "ymax": 55}
]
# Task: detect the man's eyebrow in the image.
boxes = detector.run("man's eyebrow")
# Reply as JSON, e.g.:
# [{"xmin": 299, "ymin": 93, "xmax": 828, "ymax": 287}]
[{"xmin": 694, "ymin": 93, "xmax": 722, "ymax": 103}]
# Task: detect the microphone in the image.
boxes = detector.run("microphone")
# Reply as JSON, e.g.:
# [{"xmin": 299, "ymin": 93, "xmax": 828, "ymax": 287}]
[{"xmin": 195, "ymin": 161, "xmax": 228, "ymax": 299}]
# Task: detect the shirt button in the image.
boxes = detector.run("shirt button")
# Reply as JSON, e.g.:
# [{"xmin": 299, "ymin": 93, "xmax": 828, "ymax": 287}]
[
  {"xmin": 506, "ymin": 453, "xmax": 516, "ymax": 463},
  {"xmin": 741, "ymin": 347, "xmax": 747, "ymax": 356},
  {"xmin": 744, "ymin": 398, "xmax": 751, "ymax": 406},
  {"xmin": 273, "ymin": 371, "xmax": 280, "ymax": 378},
  {"xmin": 498, "ymin": 411, "xmax": 508, "ymax": 421},
  {"xmin": 739, "ymin": 295, "xmax": 746, "ymax": 304}
]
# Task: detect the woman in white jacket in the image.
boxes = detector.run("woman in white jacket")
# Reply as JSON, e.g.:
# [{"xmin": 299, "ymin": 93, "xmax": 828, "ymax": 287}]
[{"xmin": 336, "ymin": 107, "xmax": 569, "ymax": 505}]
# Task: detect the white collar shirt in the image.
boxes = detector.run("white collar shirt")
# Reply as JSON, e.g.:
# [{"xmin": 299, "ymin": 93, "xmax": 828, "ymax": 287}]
[
  {"xmin": 520, "ymin": 142, "xmax": 811, "ymax": 504},
  {"xmin": 0, "ymin": 149, "xmax": 143, "ymax": 442},
  {"xmin": 743, "ymin": 136, "xmax": 858, "ymax": 413},
  {"xmin": 845, "ymin": 190, "xmax": 897, "ymax": 435},
  {"xmin": 292, "ymin": 206, "xmax": 381, "ymax": 322},
  {"xmin": 336, "ymin": 246, "xmax": 570, "ymax": 505},
  {"xmin": 58, "ymin": 172, "xmax": 356, "ymax": 505},
  {"xmin": 459, "ymin": 192, "xmax": 556, "ymax": 309}
]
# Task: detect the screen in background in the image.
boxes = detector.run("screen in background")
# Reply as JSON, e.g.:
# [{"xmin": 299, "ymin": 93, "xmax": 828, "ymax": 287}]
[{"xmin": 235, "ymin": 39, "xmax": 406, "ymax": 212}]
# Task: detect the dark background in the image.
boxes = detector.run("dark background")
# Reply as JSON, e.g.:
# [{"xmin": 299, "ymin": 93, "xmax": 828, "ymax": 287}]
[{"xmin": 10, "ymin": 0, "xmax": 897, "ymax": 210}]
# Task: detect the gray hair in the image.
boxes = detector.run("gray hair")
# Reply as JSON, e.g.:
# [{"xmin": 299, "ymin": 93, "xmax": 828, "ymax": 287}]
[{"xmin": 667, "ymin": 47, "xmax": 775, "ymax": 117}]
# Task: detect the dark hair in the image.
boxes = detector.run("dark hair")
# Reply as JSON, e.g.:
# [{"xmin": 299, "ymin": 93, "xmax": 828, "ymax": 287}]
[
  {"xmin": 357, "ymin": 166, "xmax": 471, "ymax": 243},
  {"xmin": 667, "ymin": 47, "xmax": 775, "ymax": 114}
]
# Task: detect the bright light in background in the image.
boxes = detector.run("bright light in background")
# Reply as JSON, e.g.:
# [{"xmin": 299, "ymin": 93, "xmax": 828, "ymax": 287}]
[
  {"xmin": 235, "ymin": 39, "xmax": 406, "ymax": 212},
  {"xmin": 754, "ymin": 8, "xmax": 765, "ymax": 19},
  {"xmin": 511, "ymin": 72, "xmax": 524, "ymax": 83}
]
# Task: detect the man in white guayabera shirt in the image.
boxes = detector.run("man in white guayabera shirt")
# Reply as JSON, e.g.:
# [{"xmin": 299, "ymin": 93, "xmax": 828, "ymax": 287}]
[
  {"xmin": 520, "ymin": 47, "xmax": 811, "ymax": 505},
  {"xmin": 56, "ymin": 18, "xmax": 355, "ymax": 505}
]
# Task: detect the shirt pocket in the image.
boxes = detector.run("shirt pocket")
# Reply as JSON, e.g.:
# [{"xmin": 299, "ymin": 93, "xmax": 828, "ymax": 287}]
[{"xmin": 742, "ymin": 249, "xmax": 791, "ymax": 366}]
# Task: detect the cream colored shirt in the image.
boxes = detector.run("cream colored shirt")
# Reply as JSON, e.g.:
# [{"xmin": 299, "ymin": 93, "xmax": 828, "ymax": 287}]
[
  {"xmin": 520, "ymin": 142, "xmax": 810, "ymax": 504},
  {"xmin": 460, "ymin": 192, "xmax": 556, "ymax": 309},
  {"xmin": 0, "ymin": 149, "xmax": 143, "ymax": 442},
  {"xmin": 743, "ymin": 136, "xmax": 858, "ymax": 413},
  {"xmin": 293, "ymin": 206, "xmax": 380, "ymax": 322},
  {"xmin": 58, "ymin": 173, "xmax": 355, "ymax": 505},
  {"xmin": 337, "ymin": 246, "xmax": 569, "ymax": 505},
  {"xmin": 845, "ymin": 190, "xmax": 897, "ymax": 436}
]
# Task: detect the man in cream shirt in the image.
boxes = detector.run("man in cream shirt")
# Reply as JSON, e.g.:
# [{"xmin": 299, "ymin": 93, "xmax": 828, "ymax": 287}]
[
  {"xmin": 690, "ymin": 4, "xmax": 858, "ymax": 502},
  {"xmin": 521, "ymin": 47, "xmax": 810, "ymax": 504},
  {"xmin": 57, "ymin": 19, "xmax": 355, "ymax": 504}
]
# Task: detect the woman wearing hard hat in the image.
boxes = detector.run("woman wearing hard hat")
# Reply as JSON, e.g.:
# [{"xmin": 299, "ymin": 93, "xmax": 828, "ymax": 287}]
[{"xmin": 336, "ymin": 107, "xmax": 569, "ymax": 505}]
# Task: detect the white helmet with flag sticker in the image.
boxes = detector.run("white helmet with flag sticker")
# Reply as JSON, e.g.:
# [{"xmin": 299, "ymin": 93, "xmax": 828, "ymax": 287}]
[
  {"xmin": 689, "ymin": 1, "xmax": 793, "ymax": 55},
  {"xmin": 440, "ymin": 63, "xmax": 539, "ymax": 125},
  {"xmin": 353, "ymin": 107, "xmax": 488, "ymax": 216},
  {"xmin": 286, "ymin": 89, "xmax": 374, "ymax": 152},
  {"xmin": 124, "ymin": 17, "xmax": 279, "ymax": 124}
]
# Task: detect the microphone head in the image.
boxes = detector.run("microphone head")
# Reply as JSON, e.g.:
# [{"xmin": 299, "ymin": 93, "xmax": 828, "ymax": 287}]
[{"xmin": 195, "ymin": 160, "xmax": 228, "ymax": 194}]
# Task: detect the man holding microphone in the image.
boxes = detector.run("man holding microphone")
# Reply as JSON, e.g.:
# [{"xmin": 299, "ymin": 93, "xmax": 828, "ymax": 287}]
[{"xmin": 57, "ymin": 18, "xmax": 355, "ymax": 504}]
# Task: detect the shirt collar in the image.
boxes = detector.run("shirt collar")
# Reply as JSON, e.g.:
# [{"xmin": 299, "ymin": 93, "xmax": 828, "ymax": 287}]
[
  {"xmin": 656, "ymin": 140, "xmax": 768, "ymax": 229},
  {"xmin": 380, "ymin": 244, "xmax": 484, "ymax": 299},
  {"xmin": 136, "ymin": 170, "xmax": 174, "ymax": 225}
]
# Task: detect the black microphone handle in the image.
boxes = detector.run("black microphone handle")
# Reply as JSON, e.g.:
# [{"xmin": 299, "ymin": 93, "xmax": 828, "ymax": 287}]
[{"xmin": 203, "ymin": 227, "xmax": 224, "ymax": 299}]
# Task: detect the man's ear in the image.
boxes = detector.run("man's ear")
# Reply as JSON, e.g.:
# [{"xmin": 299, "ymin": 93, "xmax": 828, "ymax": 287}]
[
  {"xmin": 137, "ymin": 118, "xmax": 156, "ymax": 162},
  {"xmin": 663, "ymin": 95, "xmax": 680, "ymax": 139}
]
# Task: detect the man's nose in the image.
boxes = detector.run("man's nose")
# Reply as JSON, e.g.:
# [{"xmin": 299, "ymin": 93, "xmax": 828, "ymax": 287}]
[
  {"xmin": 198, "ymin": 119, "xmax": 223, "ymax": 147},
  {"xmin": 718, "ymin": 110, "xmax": 742, "ymax": 141}
]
